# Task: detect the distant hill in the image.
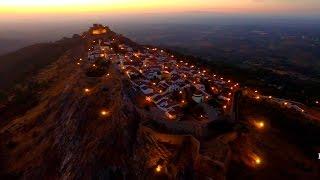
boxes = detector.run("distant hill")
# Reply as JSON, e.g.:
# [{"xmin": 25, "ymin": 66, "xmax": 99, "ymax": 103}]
[
  {"xmin": 0, "ymin": 38, "xmax": 35, "ymax": 55},
  {"xmin": 0, "ymin": 36, "xmax": 83, "ymax": 92}
]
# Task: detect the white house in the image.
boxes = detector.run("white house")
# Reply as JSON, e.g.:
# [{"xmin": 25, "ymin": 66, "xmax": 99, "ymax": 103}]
[
  {"xmin": 140, "ymin": 85, "xmax": 153, "ymax": 95},
  {"xmin": 192, "ymin": 91, "xmax": 204, "ymax": 103}
]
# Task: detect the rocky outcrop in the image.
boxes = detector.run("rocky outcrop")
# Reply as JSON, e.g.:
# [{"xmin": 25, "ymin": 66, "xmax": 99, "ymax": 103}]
[{"xmin": 132, "ymin": 121, "xmax": 236, "ymax": 179}]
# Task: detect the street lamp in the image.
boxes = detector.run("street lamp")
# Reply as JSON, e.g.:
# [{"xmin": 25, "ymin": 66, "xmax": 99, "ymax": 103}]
[
  {"xmin": 255, "ymin": 157, "xmax": 262, "ymax": 165},
  {"xmin": 155, "ymin": 165, "xmax": 162, "ymax": 173},
  {"xmin": 254, "ymin": 121, "xmax": 265, "ymax": 129},
  {"xmin": 100, "ymin": 110, "xmax": 110, "ymax": 117}
]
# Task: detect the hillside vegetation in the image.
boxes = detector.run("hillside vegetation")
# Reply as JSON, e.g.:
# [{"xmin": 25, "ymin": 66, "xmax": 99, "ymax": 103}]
[{"xmin": 0, "ymin": 36, "xmax": 83, "ymax": 93}]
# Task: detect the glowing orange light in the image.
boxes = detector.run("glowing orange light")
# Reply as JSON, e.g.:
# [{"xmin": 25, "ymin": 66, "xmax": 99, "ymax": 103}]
[
  {"xmin": 84, "ymin": 88, "xmax": 90, "ymax": 93},
  {"xmin": 254, "ymin": 121, "xmax": 264, "ymax": 129},
  {"xmin": 146, "ymin": 97, "xmax": 152, "ymax": 102},
  {"xmin": 223, "ymin": 105, "xmax": 227, "ymax": 109},
  {"xmin": 100, "ymin": 110, "xmax": 109, "ymax": 116},
  {"xmin": 167, "ymin": 114, "xmax": 175, "ymax": 119},
  {"xmin": 155, "ymin": 165, "xmax": 162, "ymax": 173},
  {"xmin": 254, "ymin": 156, "xmax": 262, "ymax": 165},
  {"xmin": 255, "ymin": 96, "xmax": 260, "ymax": 100}
]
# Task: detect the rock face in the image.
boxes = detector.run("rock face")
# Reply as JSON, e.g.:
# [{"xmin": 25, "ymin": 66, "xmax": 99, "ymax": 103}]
[
  {"xmin": 131, "ymin": 121, "xmax": 235, "ymax": 180},
  {"xmin": 133, "ymin": 123, "xmax": 201, "ymax": 179}
]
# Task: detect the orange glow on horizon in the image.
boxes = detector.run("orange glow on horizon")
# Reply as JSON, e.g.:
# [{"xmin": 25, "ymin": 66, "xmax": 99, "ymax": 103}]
[{"xmin": 1, "ymin": 0, "xmax": 319, "ymax": 15}]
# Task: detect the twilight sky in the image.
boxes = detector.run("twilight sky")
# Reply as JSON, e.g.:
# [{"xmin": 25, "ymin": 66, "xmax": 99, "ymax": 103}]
[
  {"xmin": 1, "ymin": 0, "xmax": 319, "ymax": 38},
  {"xmin": 0, "ymin": 0, "xmax": 320, "ymax": 53},
  {"xmin": 1, "ymin": 0, "xmax": 320, "ymax": 16}
]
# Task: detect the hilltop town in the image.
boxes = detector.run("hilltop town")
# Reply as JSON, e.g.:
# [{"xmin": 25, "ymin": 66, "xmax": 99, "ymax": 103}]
[
  {"xmin": 84, "ymin": 24, "xmax": 312, "ymax": 122},
  {"xmin": 84, "ymin": 24, "xmax": 241, "ymax": 133}
]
